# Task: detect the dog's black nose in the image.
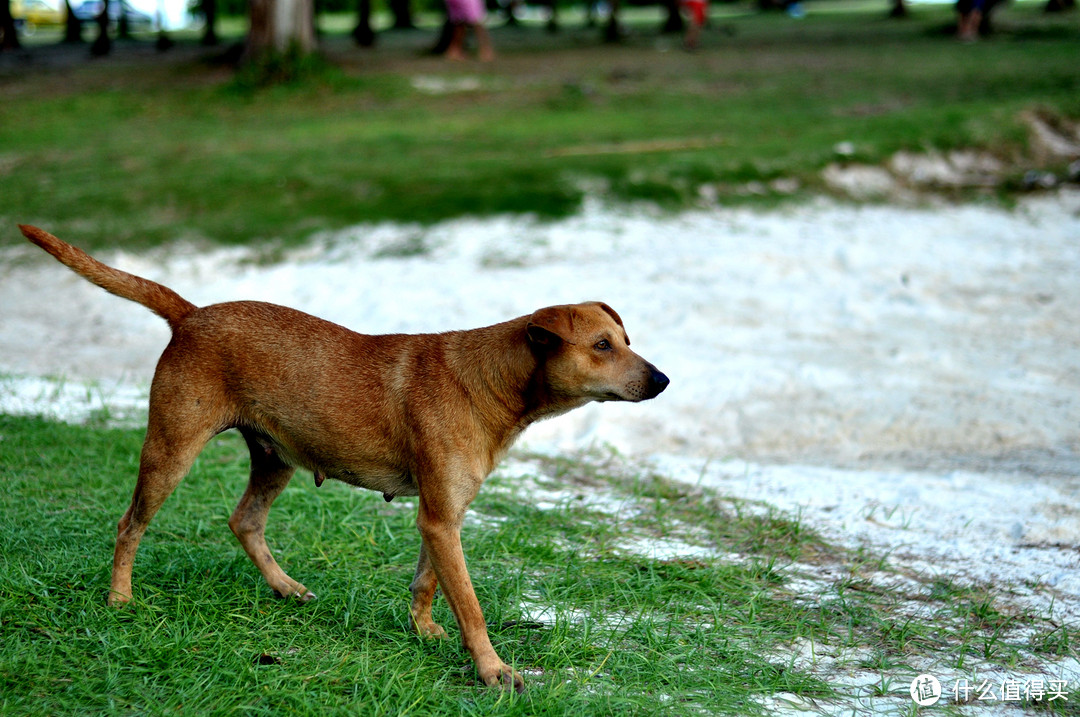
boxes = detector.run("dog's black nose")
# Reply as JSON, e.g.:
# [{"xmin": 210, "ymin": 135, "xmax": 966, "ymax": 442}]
[{"xmin": 649, "ymin": 368, "xmax": 670, "ymax": 396}]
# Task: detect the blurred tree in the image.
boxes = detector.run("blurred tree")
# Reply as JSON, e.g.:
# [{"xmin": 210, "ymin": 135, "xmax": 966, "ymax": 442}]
[
  {"xmin": 247, "ymin": 0, "xmax": 315, "ymax": 59},
  {"xmin": 187, "ymin": 0, "xmax": 219, "ymax": 43},
  {"xmin": 1044, "ymin": 0, "xmax": 1074, "ymax": 10},
  {"xmin": 155, "ymin": 1, "xmax": 174, "ymax": 51},
  {"xmin": 0, "ymin": 0, "xmax": 19, "ymax": 50},
  {"xmin": 117, "ymin": 4, "xmax": 131, "ymax": 38},
  {"xmin": 889, "ymin": 0, "xmax": 907, "ymax": 17},
  {"xmin": 90, "ymin": 0, "xmax": 111, "ymax": 54},
  {"xmin": 352, "ymin": 0, "xmax": 374, "ymax": 45},
  {"xmin": 604, "ymin": 0, "xmax": 621, "ymax": 41},
  {"xmin": 430, "ymin": 15, "xmax": 451, "ymax": 52},
  {"xmin": 198, "ymin": 0, "xmax": 219, "ymax": 44},
  {"xmin": 62, "ymin": 0, "xmax": 83, "ymax": 41},
  {"xmin": 389, "ymin": 0, "xmax": 413, "ymax": 28},
  {"xmin": 978, "ymin": 0, "xmax": 1007, "ymax": 33},
  {"xmin": 660, "ymin": 0, "xmax": 683, "ymax": 32}
]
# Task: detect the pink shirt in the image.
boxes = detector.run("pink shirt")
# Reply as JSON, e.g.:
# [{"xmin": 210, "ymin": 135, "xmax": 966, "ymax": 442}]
[{"xmin": 446, "ymin": 0, "xmax": 485, "ymax": 24}]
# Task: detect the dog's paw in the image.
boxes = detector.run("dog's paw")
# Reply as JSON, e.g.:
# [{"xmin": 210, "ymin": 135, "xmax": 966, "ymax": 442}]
[
  {"xmin": 413, "ymin": 620, "xmax": 448, "ymax": 639},
  {"xmin": 481, "ymin": 663, "xmax": 525, "ymax": 694},
  {"xmin": 272, "ymin": 586, "xmax": 317, "ymax": 603},
  {"xmin": 107, "ymin": 589, "xmax": 133, "ymax": 607}
]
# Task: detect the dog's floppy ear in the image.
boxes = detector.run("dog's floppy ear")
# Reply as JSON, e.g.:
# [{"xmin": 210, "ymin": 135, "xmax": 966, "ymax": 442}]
[
  {"xmin": 527, "ymin": 305, "xmax": 575, "ymax": 346},
  {"xmin": 589, "ymin": 301, "xmax": 630, "ymax": 346},
  {"xmin": 594, "ymin": 302, "xmax": 624, "ymax": 327}
]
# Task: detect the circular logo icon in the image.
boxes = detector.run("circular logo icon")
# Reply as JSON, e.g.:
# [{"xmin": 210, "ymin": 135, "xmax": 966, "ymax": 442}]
[{"xmin": 910, "ymin": 674, "xmax": 942, "ymax": 706}]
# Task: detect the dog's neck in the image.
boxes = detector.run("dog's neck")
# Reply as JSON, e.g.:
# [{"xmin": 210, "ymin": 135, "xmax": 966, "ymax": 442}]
[{"xmin": 451, "ymin": 317, "xmax": 586, "ymax": 451}]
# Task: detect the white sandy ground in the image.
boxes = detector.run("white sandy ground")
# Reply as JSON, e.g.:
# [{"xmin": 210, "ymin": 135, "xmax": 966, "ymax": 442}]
[{"xmin": 2, "ymin": 191, "xmax": 1079, "ymax": 713}]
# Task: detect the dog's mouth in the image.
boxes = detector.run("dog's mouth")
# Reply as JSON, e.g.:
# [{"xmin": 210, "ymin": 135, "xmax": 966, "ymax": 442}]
[
  {"xmin": 605, "ymin": 370, "xmax": 670, "ymax": 403},
  {"xmin": 593, "ymin": 368, "xmax": 670, "ymax": 402}
]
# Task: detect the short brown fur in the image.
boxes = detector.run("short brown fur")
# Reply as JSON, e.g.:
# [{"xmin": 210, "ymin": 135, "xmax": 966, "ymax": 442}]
[{"xmin": 19, "ymin": 224, "xmax": 669, "ymax": 692}]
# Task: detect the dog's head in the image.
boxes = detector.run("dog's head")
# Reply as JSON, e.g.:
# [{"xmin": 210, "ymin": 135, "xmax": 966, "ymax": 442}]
[{"xmin": 526, "ymin": 302, "xmax": 669, "ymax": 404}]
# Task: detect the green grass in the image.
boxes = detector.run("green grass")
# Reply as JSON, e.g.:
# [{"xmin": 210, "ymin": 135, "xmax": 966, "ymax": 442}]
[
  {"xmin": 2, "ymin": 2, "xmax": 1078, "ymax": 250},
  {"xmin": 2, "ymin": 415, "xmax": 1077, "ymax": 714}
]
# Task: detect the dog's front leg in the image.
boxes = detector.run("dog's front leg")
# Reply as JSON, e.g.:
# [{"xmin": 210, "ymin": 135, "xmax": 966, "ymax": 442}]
[{"xmin": 416, "ymin": 497, "xmax": 524, "ymax": 693}]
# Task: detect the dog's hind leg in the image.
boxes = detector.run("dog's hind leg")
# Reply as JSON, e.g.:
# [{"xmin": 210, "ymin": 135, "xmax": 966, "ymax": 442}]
[
  {"xmin": 229, "ymin": 430, "xmax": 313, "ymax": 602},
  {"xmin": 409, "ymin": 542, "xmax": 447, "ymax": 638},
  {"xmin": 110, "ymin": 415, "xmax": 214, "ymax": 606}
]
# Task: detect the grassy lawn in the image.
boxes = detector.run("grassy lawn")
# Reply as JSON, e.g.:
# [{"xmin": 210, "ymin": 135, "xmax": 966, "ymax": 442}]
[
  {"xmin": 1, "ymin": 2, "xmax": 1078, "ymax": 250},
  {"xmin": 2, "ymin": 415, "xmax": 1076, "ymax": 714}
]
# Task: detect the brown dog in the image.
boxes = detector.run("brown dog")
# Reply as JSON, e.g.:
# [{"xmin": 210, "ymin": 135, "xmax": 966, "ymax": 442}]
[{"xmin": 20, "ymin": 224, "xmax": 669, "ymax": 692}]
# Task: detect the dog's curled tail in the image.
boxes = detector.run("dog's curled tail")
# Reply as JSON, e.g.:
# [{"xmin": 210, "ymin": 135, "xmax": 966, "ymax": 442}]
[{"xmin": 19, "ymin": 225, "xmax": 197, "ymax": 330}]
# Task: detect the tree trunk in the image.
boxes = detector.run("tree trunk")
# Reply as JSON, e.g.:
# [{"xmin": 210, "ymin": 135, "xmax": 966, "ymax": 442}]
[
  {"xmin": 352, "ymin": 0, "xmax": 374, "ymax": 46},
  {"xmin": 90, "ymin": 0, "xmax": 111, "ymax": 55},
  {"xmin": 63, "ymin": 0, "xmax": 83, "ymax": 41},
  {"xmin": 888, "ymin": 0, "xmax": 907, "ymax": 17},
  {"xmin": 249, "ymin": 0, "xmax": 271, "ymax": 53},
  {"xmin": 117, "ymin": 6, "xmax": 130, "ymax": 38},
  {"xmin": 430, "ymin": 16, "xmax": 451, "ymax": 54},
  {"xmin": 247, "ymin": 0, "xmax": 316, "ymax": 60},
  {"xmin": 155, "ymin": 0, "xmax": 173, "ymax": 52},
  {"xmin": 1044, "ymin": 0, "xmax": 1075, "ymax": 11},
  {"xmin": 977, "ymin": 0, "xmax": 1004, "ymax": 34},
  {"xmin": 1, "ymin": 0, "xmax": 20, "ymax": 51},
  {"xmin": 660, "ymin": 0, "xmax": 683, "ymax": 32},
  {"xmin": 389, "ymin": 0, "xmax": 413, "ymax": 29},
  {"xmin": 604, "ymin": 0, "xmax": 622, "ymax": 42},
  {"xmin": 201, "ymin": 0, "xmax": 219, "ymax": 45}
]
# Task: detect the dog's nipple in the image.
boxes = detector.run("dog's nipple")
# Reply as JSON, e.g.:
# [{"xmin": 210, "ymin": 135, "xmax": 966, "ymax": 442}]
[{"xmin": 314, "ymin": 470, "xmax": 325, "ymax": 488}]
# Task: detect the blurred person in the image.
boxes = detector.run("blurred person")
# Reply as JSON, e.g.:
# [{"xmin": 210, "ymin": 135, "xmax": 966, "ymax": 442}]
[
  {"xmin": 445, "ymin": 0, "xmax": 494, "ymax": 61},
  {"xmin": 957, "ymin": 0, "xmax": 983, "ymax": 41},
  {"xmin": 681, "ymin": 0, "xmax": 707, "ymax": 49}
]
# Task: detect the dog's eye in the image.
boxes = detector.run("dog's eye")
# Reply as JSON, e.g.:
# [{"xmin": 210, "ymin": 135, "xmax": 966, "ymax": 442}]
[{"xmin": 594, "ymin": 339, "xmax": 612, "ymax": 351}]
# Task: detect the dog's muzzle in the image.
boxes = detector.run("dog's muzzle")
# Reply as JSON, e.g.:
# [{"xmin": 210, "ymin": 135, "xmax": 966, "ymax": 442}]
[{"xmin": 647, "ymin": 366, "xmax": 670, "ymax": 398}]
